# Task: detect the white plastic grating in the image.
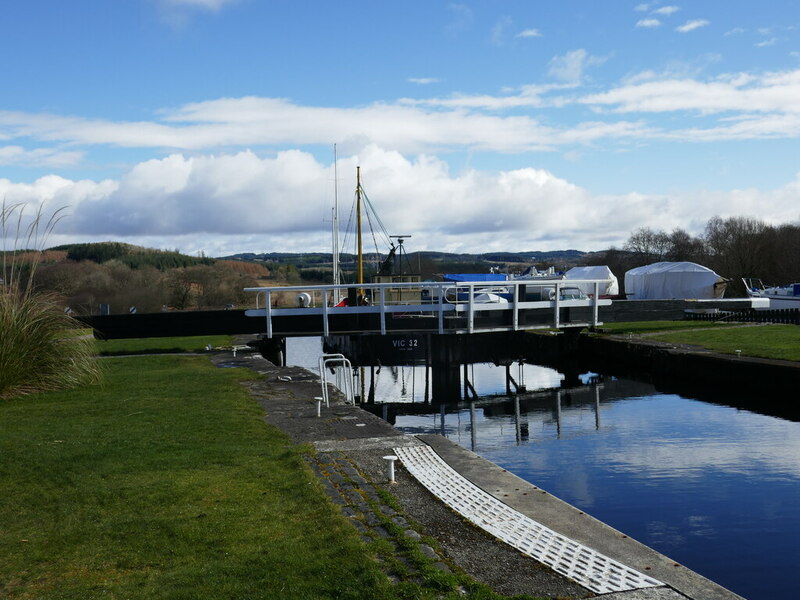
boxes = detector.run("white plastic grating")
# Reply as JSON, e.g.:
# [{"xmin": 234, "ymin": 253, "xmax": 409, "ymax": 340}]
[{"xmin": 394, "ymin": 445, "xmax": 663, "ymax": 595}]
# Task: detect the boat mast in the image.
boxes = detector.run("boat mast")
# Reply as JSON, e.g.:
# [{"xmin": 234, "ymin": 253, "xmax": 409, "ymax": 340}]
[
  {"xmin": 356, "ymin": 165, "xmax": 364, "ymax": 286},
  {"xmin": 332, "ymin": 145, "xmax": 340, "ymax": 300}
]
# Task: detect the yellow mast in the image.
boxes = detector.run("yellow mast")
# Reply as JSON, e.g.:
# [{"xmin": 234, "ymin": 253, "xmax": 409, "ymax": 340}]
[{"xmin": 356, "ymin": 166, "xmax": 364, "ymax": 287}]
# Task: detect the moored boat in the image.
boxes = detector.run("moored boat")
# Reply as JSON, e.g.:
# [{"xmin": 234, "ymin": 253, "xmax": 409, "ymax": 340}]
[{"xmin": 742, "ymin": 278, "xmax": 800, "ymax": 309}]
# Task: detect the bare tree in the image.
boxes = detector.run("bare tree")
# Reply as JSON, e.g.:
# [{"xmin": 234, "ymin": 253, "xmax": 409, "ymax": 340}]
[
  {"xmin": 623, "ymin": 227, "xmax": 671, "ymax": 264},
  {"xmin": 666, "ymin": 228, "xmax": 706, "ymax": 263}
]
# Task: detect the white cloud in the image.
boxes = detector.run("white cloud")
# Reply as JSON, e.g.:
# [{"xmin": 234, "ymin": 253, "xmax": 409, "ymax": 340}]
[
  {"xmin": 446, "ymin": 3, "xmax": 473, "ymax": 37},
  {"xmin": 491, "ymin": 16, "xmax": 513, "ymax": 45},
  {"xmin": 676, "ymin": 19, "xmax": 709, "ymax": 33},
  {"xmin": 516, "ymin": 28, "xmax": 542, "ymax": 38},
  {"xmin": 755, "ymin": 37, "xmax": 777, "ymax": 48},
  {"xmin": 400, "ymin": 82, "xmax": 577, "ymax": 111},
  {"xmin": 160, "ymin": 0, "xmax": 237, "ymax": 10},
  {"xmin": 0, "ymin": 145, "xmax": 83, "ymax": 168},
  {"xmin": 724, "ymin": 27, "xmax": 745, "ymax": 36},
  {"xmin": 581, "ymin": 69, "xmax": 800, "ymax": 117},
  {"xmin": 634, "ymin": 3, "xmax": 651, "ymax": 12},
  {"xmin": 636, "ymin": 18, "xmax": 661, "ymax": 28},
  {"xmin": 0, "ymin": 95, "xmax": 647, "ymax": 156},
  {"xmin": 604, "ymin": 404, "xmax": 800, "ymax": 480},
  {"xmin": 408, "ymin": 77, "xmax": 440, "ymax": 85},
  {"xmin": 547, "ymin": 49, "xmax": 607, "ymax": 83},
  {"xmin": 653, "ymin": 6, "xmax": 680, "ymax": 16},
  {"xmin": 3, "ymin": 148, "xmax": 798, "ymax": 256},
  {"xmin": 670, "ymin": 113, "xmax": 800, "ymax": 141},
  {"xmin": 1, "ymin": 69, "xmax": 799, "ymax": 174}
]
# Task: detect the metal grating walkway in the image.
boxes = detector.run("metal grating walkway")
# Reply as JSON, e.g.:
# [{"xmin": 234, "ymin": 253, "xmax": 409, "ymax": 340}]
[{"xmin": 394, "ymin": 444, "xmax": 664, "ymax": 595}]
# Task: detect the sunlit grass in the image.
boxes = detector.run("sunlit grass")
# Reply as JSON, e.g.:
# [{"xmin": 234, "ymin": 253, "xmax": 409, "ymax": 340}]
[
  {"xmin": 648, "ymin": 324, "xmax": 800, "ymax": 361},
  {"xmin": 0, "ymin": 355, "xmax": 527, "ymax": 599},
  {"xmin": 96, "ymin": 335, "xmax": 236, "ymax": 355},
  {"xmin": 597, "ymin": 320, "xmax": 739, "ymax": 335},
  {"xmin": 0, "ymin": 356, "xmax": 388, "ymax": 599}
]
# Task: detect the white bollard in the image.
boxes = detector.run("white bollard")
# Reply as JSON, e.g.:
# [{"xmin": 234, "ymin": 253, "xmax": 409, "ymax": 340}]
[
  {"xmin": 383, "ymin": 455, "xmax": 398, "ymax": 483},
  {"xmin": 315, "ymin": 396, "xmax": 323, "ymax": 417}
]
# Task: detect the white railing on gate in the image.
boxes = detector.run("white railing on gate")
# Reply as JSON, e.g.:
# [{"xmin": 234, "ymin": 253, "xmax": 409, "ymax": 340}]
[
  {"xmin": 317, "ymin": 353, "xmax": 354, "ymax": 406},
  {"xmin": 244, "ymin": 279, "xmax": 612, "ymax": 338}
]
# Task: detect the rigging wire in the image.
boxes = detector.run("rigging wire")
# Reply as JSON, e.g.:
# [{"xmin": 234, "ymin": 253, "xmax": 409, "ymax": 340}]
[
  {"xmin": 338, "ymin": 176, "xmax": 392, "ymax": 279},
  {"xmin": 360, "ymin": 187, "xmax": 392, "ymax": 246}
]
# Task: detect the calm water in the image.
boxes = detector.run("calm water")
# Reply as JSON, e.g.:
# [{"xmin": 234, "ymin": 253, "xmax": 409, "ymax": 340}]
[{"xmin": 286, "ymin": 337, "xmax": 800, "ymax": 600}]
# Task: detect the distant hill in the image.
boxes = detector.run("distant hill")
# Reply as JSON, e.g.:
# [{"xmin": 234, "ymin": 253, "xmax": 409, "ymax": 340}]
[
  {"xmin": 221, "ymin": 249, "xmax": 586, "ymax": 266},
  {"xmin": 220, "ymin": 249, "xmax": 589, "ymax": 280},
  {"xmin": 49, "ymin": 242, "xmax": 214, "ymax": 270}
]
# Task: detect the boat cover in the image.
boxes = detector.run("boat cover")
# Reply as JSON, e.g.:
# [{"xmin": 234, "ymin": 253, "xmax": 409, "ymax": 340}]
[
  {"xmin": 564, "ymin": 266, "xmax": 619, "ymax": 296},
  {"xmin": 443, "ymin": 274, "xmax": 508, "ymax": 282},
  {"xmin": 624, "ymin": 262, "xmax": 726, "ymax": 299}
]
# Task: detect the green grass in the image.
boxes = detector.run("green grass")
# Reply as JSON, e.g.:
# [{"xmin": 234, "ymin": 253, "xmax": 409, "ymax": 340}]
[
  {"xmin": 597, "ymin": 320, "xmax": 739, "ymax": 335},
  {"xmin": 0, "ymin": 356, "xmax": 387, "ymax": 599},
  {"xmin": 96, "ymin": 335, "xmax": 236, "ymax": 355},
  {"xmin": 648, "ymin": 324, "xmax": 800, "ymax": 361},
  {"xmin": 0, "ymin": 355, "xmax": 530, "ymax": 599}
]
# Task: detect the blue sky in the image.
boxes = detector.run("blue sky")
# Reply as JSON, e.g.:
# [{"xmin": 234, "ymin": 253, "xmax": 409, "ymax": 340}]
[{"xmin": 1, "ymin": 0, "xmax": 799, "ymax": 256}]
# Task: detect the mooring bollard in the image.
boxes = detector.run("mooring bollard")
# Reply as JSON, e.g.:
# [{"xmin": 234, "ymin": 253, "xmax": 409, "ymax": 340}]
[
  {"xmin": 383, "ymin": 455, "xmax": 398, "ymax": 483},
  {"xmin": 315, "ymin": 396, "xmax": 323, "ymax": 417}
]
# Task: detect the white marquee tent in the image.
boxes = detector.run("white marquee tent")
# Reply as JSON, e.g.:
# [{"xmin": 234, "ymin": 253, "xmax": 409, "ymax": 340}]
[{"xmin": 624, "ymin": 262, "xmax": 727, "ymax": 300}]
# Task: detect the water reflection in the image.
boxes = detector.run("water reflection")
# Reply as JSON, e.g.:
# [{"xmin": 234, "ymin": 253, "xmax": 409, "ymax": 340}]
[
  {"xmin": 285, "ymin": 336, "xmax": 800, "ymax": 600},
  {"xmin": 387, "ymin": 384, "xmax": 800, "ymax": 600}
]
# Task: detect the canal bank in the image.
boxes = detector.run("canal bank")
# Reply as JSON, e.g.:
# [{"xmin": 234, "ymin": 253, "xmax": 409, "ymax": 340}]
[
  {"xmin": 519, "ymin": 326, "xmax": 800, "ymax": 420},
  {"xmin": 212, "ymin": 349, "xmax": 744, "ymax": 600}
]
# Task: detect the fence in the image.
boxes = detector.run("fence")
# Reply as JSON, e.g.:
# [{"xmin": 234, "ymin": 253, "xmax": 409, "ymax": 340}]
[{"xmin": 685, "ymin": 308, "xmax": 800, "ymax": 325}]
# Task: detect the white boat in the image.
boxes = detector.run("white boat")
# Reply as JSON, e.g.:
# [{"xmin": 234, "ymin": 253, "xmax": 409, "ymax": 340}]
[{"xmin": 742, "ymin": 278, "xmax": 800, "ymax": 309}]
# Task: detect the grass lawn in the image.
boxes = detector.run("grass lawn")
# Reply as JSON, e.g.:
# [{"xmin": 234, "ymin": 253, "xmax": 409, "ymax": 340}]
[
  {"xmin": 96, "ymin": 335, "xmax": 236, "ymax": 356},
  {"xmin": 1, "ymin": 353, "xmax": 523, "ymax": 599},
  {"xmin": 647, "ymin": 324, "xmax": 800, "ymax": 362},
  {"xmin": 1, "ymin": 356, "xmax": 381, "ymax": 598},
  {"xmin": 597, "ymin": 320, "xmax": 739, "ymax": 335}
]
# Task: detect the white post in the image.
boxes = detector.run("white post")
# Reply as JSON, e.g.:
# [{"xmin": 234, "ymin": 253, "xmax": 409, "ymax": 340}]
[
  {"xmin": 322, "ymin": 289, "xmax": 330, "ymax": 337},
  {"xmin": 266, "ymin": 290, "xmax": 273, "ymax": 338},
  {"xmin": 468, "ymin": 283, "xmax": 475, "ymax": 333},
  {"xmin": 379, "ymin": 286, "xmax": 387, "ymax": 335},
  {"xmin": 553, "ymin": 282, "xmax": 561, "ymax": 329},
  {"xmin": 438, "ymin": 284, "xmax": 444, "ymax": 334},
  {"xmin": 383, "ymin": 455, "xmax": 398, "ymax": 483}
]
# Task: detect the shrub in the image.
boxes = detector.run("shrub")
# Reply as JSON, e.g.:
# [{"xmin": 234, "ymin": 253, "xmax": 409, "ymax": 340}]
[
  {"xmin": 0, "ymin": 291, "xmax": 100, "ymax": 398},
  {"xmin": 1, "ymin": 202, "xmax": 101, "ymax": 399}
]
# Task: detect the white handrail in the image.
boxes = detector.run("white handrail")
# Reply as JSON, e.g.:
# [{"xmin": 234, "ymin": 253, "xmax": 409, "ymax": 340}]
[
  {"xmin": 244, "ymin": 279, "xmax": 613, "ymax": 338},
  {"xmin": 318, "ymin": 353, "xmax": 354, "ymax": 406}
]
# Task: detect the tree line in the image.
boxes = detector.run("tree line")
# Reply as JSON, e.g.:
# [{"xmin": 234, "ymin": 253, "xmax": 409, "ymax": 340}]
[
  {"xmin": 33, "ymin": 260, "xmax": 260, "ymax": 314},
  {"xmin": 53, "ymin": 242, "xmax": 215, "ymax": 270},
  {"xmin": 589, "ymin": 216, "xmax": 800, "ymax": 295}
]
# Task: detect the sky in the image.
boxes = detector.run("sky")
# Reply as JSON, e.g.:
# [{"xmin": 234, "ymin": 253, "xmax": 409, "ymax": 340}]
[{"xmin": 1, "ymin": 0, "xmax": 799, "ymax": 257}]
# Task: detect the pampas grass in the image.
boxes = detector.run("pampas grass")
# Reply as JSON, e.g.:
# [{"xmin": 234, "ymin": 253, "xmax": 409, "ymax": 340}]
[{"xmin": 1, "ymin": 201, "xmax": 101, "ymax": 399}]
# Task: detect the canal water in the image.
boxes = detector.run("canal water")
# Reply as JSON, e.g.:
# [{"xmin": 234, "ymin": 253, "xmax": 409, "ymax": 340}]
[{"xmin": 287, "ymin": 337, "xmax": 800, "ymax": 600}]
